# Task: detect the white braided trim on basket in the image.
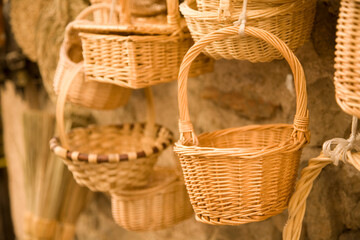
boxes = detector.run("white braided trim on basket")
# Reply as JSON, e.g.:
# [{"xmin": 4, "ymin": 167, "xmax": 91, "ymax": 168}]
[{"xmin": 283, "ymin": 116, "xmax": 360, "ymax": 240}]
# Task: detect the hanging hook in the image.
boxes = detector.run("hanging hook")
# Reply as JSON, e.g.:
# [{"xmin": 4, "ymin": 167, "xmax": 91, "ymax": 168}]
[{"xmin": 323, "ymin": 116, "xmax": 360, "ymax": 165}]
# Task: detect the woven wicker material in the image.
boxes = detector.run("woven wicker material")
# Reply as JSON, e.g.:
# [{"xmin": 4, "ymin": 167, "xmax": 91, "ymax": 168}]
[
  {"xmin": 90, "ymin": 0, "xmax": 167, "ymax": 17},
  {"xmin": 72, "ymin": 4, "xmax": 213, "ymax": 89},
  {"xmin": 50, "ymin": 123, "xmax": 173, "ymax": 192},
  {"xmin": 53, "ymin": 23, "xmax": 132, "ymax": 110},
  {"xmin": 174, "ymin": 26, "xmax": 310, "ymax": 225},
  {"xmin": 196, "ymin": 0, "xmax": 297, "ymax": 13},
  {"xmin": 51, "ymin": 68, "xmax": 173, "ymax": 192},
  {"xmin": 80, "ymin": 32, "xmax": 212, "ymax": 89},
  {"xmin": 334, "ymin": 0, "xmax": 360, "ymax": 118},
  {"xmin": 180, "ymin": 0, "xmax": 316, "ymax": 62},
  {"xmin": 110, "ymin": 168, "xmax": 193, "ymax": 231}
]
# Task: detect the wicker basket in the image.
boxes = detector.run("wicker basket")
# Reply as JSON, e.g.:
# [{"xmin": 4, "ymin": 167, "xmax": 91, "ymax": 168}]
[
  {"xmin": 53, "ymin": 22, "xmax": 132, "ymax": 110},
  {"xmin": 71, "ymin": 3, "xmax": 213, "ymax": 89},
  {"xmin": 90, "ymin": 0, "xmax": 167, "ymax": 17},
  {"xmin": 196, "ymin": 0, "xmax": 297, "ymax": 13},
  {"xmin": 174, "ymin": 26, "xmax": 310, "ymax": 225},
  {"xmin": 50, "ymin": 73, "xmax": 173, "ymax": 192},
  {"xmin": 180, "ymin": 0, "xmax": 316, "ymax": 62},
  {"xmin": 110, "ymin": 168, "xmax": 193, "ymax": 231},
  {"xmin": 334, "ymin": 0, "xmax": 360, "ymax": 118}
]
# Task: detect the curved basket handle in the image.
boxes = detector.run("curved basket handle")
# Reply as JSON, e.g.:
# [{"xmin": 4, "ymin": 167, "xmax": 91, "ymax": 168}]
[
  {"xmin": 178, "ymin": 26, "xmax": 309, "ymax": 146},
  {"xmin": 166, "ymin": 0, "xmax": 181, "ymax": 29},
  {"xmin": 74, "ymin": 0, "xmax": 181, "ymax": 29},
  {"xmin": 56, "ymin": 64, "xmax": 156, "ymax": 148},
  {"xmin": 218, "ymin": 0, "xmax": 232, "ymax": 21},
  {"xmin": 75, "ymin": 3, "xmax": 113, "ymax": 21},
  {"xmin": 118, "ymin": 0, "xmax": 132, "ymax": 24},
  {"xmin": 119, "ymin": 0, "xmax": 181, "ymax": 28}
]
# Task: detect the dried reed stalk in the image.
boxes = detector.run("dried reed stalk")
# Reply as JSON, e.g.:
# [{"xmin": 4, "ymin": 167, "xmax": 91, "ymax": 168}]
[
  {"xmin": 23, "ymin": 110, "xmax": 91, "ymax": 240},
  {"xmin": 1, "ymin": 81, "xmax": 28, "ymax": 238}
]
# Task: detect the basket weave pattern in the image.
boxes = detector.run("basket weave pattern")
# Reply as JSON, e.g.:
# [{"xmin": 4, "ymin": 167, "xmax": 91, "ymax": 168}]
[
  {"xmin": 51, "ymin": 71, "xmax": 173, "ymax": 192},
  {"xmin": 178, "ymin": 125, "xmax": 301, "ymax": 224},
  {"xmin": 51, "ymin": 124, "xmax": 173, "ymax": 192},
  {"xmin": 180, "ymin": 0, "xmax": 316, "ymax": 62},
  {"xmin": 53, "ymin": 20, "xmax": 132, "ymax": 110},
  {"xmin": 174, "ymin": 26, "xmax": 310, "ymax": 225},
  {"xmin": 111, "ymin": 169, "xmax": 193, "ymax": 231},
  {"xmin": 196, "ymin": 0, "xmax": 298, "ymax": 12},
  {"xmin": 80, "ymin": 32, "xmax": 212, "ymax": 89},
  {"xmin": 334, "ymin": 0, "xmax": 360, "ymax": 118}
]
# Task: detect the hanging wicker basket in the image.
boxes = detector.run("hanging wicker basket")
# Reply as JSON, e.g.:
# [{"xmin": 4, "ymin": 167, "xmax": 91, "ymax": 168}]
[
  {"xmin": 174, "ymin": 26, "xmax": 310, "ymax": 225},
  {"xmin": 180, "ymin": 0, "xmax": 316, "ymax": 62},
  {"xmin": 71, "ymin": 2, "xmax": 213, "ymax": 89},
  {"xmin": 50, "ymin": 66, "xmax": 173, "ymax": 192},
  {"xmin": 89, "ymin": 0, "xmax": 167, "ymax": 17},
  {"xmin": 110, "ymin": 168, "xmax": 193, "ymax": 231},
  {"xmin": 196, "ymin": 0, "xmax": 298, "ymax": 13},
  {"xmin": 53, "ymin": 19, "xmax": 132, "ymax": 110},
  {"xmin": 334, "ymin": 0, "xmax": 360, "ymax": 118}
]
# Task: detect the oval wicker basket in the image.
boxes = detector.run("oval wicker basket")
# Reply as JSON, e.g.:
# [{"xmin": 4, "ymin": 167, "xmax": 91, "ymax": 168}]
[
  {"xmin": 196, "ymin": 0, "xmax": 298, "ymax": 13},
  {"xmin": 334, "ymin": 0, "xmax": 360, "ymax": 118},
  {"xmin": 50, "ymin": 68, "xmax": 173, "ymax": 192},
  {"xmin": 90, "ymin": 0, "xmax": 167, "ymax": 17},
  {"xmin": 174, "ymin": 26, "xmax": 310, "ymax": 225},
  {"xmin": 110, "ymin": 168, "xmax": 193, "ymax": 231},
  {"xmin": 180, "ymin": 0, "xmax": 316, "ymax": 62},
  {"xmin": 72, "ymin": 3, "xmax": 213, "ymax": 89},
  {"xmin": 53, "ymin": 22, "xmax": 132, "ymax": 110}
]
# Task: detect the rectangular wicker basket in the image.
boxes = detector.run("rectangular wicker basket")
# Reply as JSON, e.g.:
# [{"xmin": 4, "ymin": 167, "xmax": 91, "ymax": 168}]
[{"xmin": 80, "ymin": 32, "xmax": 212, "ymax": 88}]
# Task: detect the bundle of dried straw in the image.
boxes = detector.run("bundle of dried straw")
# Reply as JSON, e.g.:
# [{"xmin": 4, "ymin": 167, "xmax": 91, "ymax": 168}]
[{"xmin": 22, "ymin": 110, "xmax": 91, "ymax": 240}]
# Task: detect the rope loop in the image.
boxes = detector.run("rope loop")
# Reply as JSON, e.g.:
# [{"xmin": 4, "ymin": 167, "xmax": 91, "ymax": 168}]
[
  {"xmin": 323, "ymin": 116, "xmax": 360, "ymax": 165},
  {"xmin": 233, "ymin": 0, "xmax": 248, "ymax": 35}
]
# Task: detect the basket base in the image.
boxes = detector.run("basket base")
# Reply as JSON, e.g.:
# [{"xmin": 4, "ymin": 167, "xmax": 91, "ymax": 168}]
[{"xmin": 194, "ymin": 208, "xmax": 286, "ymax": 226}]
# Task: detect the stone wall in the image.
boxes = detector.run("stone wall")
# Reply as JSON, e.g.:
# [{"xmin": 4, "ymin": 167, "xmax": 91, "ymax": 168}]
[
  {"xmin": 75, "ymin": 1, "xmax": 360, "ymax": 239},
  {"xmin": 8, "ymin": 0, "xmax": 360, "ymax": 239}
]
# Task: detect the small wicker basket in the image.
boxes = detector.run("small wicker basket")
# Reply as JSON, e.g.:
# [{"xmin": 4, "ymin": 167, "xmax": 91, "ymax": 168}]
[
  {"xmin": 180, "ymin": 0, "xmax": 316, "ymax": 62},
  {"xmin": 71, "ymin": 3, "xmax": 213, "ymax": 89},
  {"xmin": 174, "ymin": 26, "xmax": 310, "ymax": 225},
  {"xmin": 53, "ymin": 19, "xmax": 132, "ymax": 110},
  {"xmin": 90, "ymin": 0, "xmax": 167, "ymax": 17},
  {"xmin": 50, "ymin": 68, "xmax": 173, "ymax": 192},
  {"xmin": 334, "ymin": 0, "xmax": 360, "ymax": 118},
  {"xmin": 196, "ymin": 0, "xmax": 297, "ymax": 13},
  {"xmin": 110, "ymin": 168, "xmax": 193, "ymax": 231}
]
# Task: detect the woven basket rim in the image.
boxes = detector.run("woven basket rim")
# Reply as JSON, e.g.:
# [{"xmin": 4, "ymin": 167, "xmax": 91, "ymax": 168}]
[
  {"xmin": 180, "ymin": 0, "xmax": 314, "ymax": 20},
  {"xmin": 70, "ymin": 3, "xmax": 186, "ymax": 35},
  {"xmin": 50, "ymin": 123, "xmax": 173, "ymax": 163},
  {"xmin": 174, "ymin": 123, "xmax": 305, "ymax": 158},
  {"xmin": 111, "ymin": 168, "xmax": 182, "ymax": 197},
  {"xmin": 78, "ymin": 31, "xmax": 191, "ymax": 40}
]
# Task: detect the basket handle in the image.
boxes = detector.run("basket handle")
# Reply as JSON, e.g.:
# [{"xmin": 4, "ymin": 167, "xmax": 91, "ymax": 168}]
[
  {"xmin": 56, "ymin": 64, "xmax": 156, "ymax": 149},
  {"xmin": 74, "ymin": 1, "xmax": 181, "ymax": 29},
  {"xmin": 218, "ymin": 0, "xmax": 232, "ymax": 21},
  {"xmin": 75, "ymin": 4, "xmax": 112, "ymax": 21},
  {"xmin": 178, "ymin": 25, "xmax": 309, "ymax": 146},
  {"xmin": 118, "ymin": 0, "xmax": 181, "ymax": 28}
]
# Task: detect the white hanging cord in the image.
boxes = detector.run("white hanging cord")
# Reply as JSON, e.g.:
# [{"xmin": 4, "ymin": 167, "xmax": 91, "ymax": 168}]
[
  {"xmin": 233, "ymin": 0, "xmax": 248, "ymax": 35},
  {"xmin": 323, "ymin": 116, "xmax": 360, "ymax": 166},
  {"xmin": 283, "ymin": 116, "xmax": 360, "ymax": 240}
]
